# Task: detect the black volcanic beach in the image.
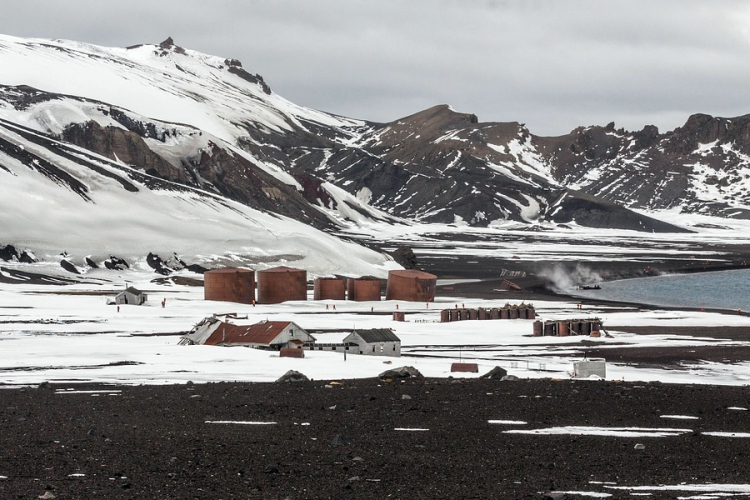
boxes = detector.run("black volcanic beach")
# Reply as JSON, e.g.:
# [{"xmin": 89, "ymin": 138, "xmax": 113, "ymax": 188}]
[{"xmin": 2, "ymin": 379, "xmax": 750, "ymax": 499}]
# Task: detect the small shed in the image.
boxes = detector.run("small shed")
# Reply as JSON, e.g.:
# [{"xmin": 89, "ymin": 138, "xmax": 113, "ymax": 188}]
[
  {"xmin": 180, "ymin": 318, "xmax": 314, "ymax": 349},
  {"xmin": 344, "ymin": 328, "xmax": 401, "ymax": 357},
  {"xmin": 114, "ymin": 287, "xmax": 147, "ymax": 305}
]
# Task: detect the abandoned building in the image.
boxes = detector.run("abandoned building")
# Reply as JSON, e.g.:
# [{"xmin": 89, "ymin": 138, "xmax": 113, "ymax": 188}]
[
  {"xmin": 179, "ymin": 317, "xmax": 314, "ymax": 348},
  {"xmin": 385, "ymin": 269, "xmax": 437, "ymax": 302},
  {"xmin": 533, "ymin": 318, "xmax": 604, "ymax": 337},
  {"xmin": 345, "ymin": 328, "xmax": 401, "ymax": 356},
  {"xmin": 347, "ymin": 276, "xmax": 382, "ymax": 301},
  {"xmin": 203, "ymin": 267, "xmax": 255, "ymax": 304},
  {"xmin": 440, "ymin": 303, "xmax": 536, "ymax": 322},
  {"xmin": 256, "ymin": 266, "xmax": 307, "ymax": 304},
  {"xmin": 313, "ymin": 277, "xmax": 346, "ymax": 300},
  {"xmin": 305, "ymin": 328, "xmax": 401, "ymax": 357},
  {"xmin": 113, "ymin": 286, "xmax": 147, "ymax": 305}
]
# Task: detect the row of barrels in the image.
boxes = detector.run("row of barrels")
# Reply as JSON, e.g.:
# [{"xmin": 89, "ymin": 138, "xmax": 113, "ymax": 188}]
[
  {"xmin": 440, "ymin": 304, "xmax": 536, "ymax": 323},
  {"xmin": 532, "ymin": 319, "xmax": 602, "ymax": 337}
]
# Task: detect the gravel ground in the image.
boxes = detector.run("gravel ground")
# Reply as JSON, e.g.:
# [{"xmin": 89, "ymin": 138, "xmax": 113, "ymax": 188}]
[{"xmin": 2, "ymin": 378, "xmax": 750, "ymax": 499}]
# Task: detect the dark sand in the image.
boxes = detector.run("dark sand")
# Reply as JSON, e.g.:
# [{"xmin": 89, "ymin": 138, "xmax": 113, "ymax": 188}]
[{"xmin": 2, "ymin": 379, "xmax": 750, "ymax": 500}]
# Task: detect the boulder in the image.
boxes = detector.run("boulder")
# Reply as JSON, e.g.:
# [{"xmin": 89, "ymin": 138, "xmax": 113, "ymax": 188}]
[
  {"xmin": 275, "ymin": 370, "xmax": 309, "ymax": 383},
  {"xmin": 378, "ymin": 366, "xmax": 423, "ymax": 380},
  {"xmin": 480, "ymin": 366, "xmax": 508, "ymax": 380}
]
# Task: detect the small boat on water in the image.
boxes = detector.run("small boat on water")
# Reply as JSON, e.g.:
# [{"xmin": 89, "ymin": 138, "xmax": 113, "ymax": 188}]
[{"xmin": 575, "ymin": 284, "xmax": 601, "ymax": 291}]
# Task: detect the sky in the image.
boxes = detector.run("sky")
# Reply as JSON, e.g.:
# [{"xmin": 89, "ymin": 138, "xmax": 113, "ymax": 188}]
[{"xmin": 2, "ymin": 0, "xmax": 750, "ymax": 136}]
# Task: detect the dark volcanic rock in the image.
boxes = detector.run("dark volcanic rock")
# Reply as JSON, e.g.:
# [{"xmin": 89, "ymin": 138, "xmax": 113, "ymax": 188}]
[
  {"xmin": 84, "ymin": 256, "xmax": 99, "ymax": 269},
  {"xmin": 480, "ymin": 366, "xmax": 508, "ymax": 380},
  {"xmin": 104, "ymin": 255, "xmax": 129, "ymax": 270},
  {"xmin": 59, "ymin": 259, "xmax": 79, "ymax": 274},
  {"xmin": 378, "ymin": 366, "xmax": 423, "ymax": 380},
  {"xmin": 390, "ymin": 246, "xmax": 418, "ymax": 269},
  {"xmin": 276, "ymin": 370, "xmax": 309, "ymax": 383}
]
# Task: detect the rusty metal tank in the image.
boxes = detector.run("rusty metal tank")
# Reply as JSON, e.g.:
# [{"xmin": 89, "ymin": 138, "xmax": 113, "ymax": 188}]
[
  {"xmin": 509, "ymin": 306, "xmax": 519, "ymax": 320},
  {"xmin": 557, "ymin": 321, "xmax": 570, "ymax": 337},
  {"xmin": 490, "ymin": 308, "xmax": 500, "ymax": 320},
  {"xmin": 517, "ymin": 304, "xmax": 528, "ymax": 319},
  {"xmin": 533, "ymin": 320, "xmax": 543, "ymax": 337},
  {"xmin": 478, "ymin": 308, "xmax": 488, "ymax": 320},
  {"xmin": 393, "ymin": 311, "xmax": 405, "ymax": 322},
  {"xmin": 581, "ymin": 321, "xmax": 592, "ymax": 336},
  {"xmin": 440, "ymin": 309, "xmax": 451, "ymax": 322},
  {"xmin": 450, "ymin": 309, "xmax": 461, "ymax": 322},
  {"xmin": 256, "ymin": 266, "xmax": 307, "ymax": 304},
  {"xmin": 203, "ymin": 267, "xmax": 255, "ymax": 304},
  {"xmin": 313, "ymin": 277, "xmax": 346, "ymax": 300},
  {"xmin": 500, "ymin": 307, "xmax": 510, "ymax": 319},
  {"xmin": 526, "ymin": 305, "xmax": 536, "ymax": 319},
  {"xmin": 385, "ymin": 270, "xmax": 437, "ymax": 302},
  {"xmin": 347, "ymin": 277, "xmax": 382, "ymax": 301}
]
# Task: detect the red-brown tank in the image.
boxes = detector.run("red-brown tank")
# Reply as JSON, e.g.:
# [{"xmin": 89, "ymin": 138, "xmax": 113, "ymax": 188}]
[
  {"xmin": 385, "ymin": 270, "xmax": 437, "ymax": 302},
  {"xmin": 557, "ymin": 321, "xmax": 570, "ymax": 337},
  {"xmin": 478, "ymin": 308, "xmax": 488, "ymax": 320},
  {"xmin": 393, "ymin": 311, "xmax": 405, "ymax": 322},
  {"xmin": 203, "ymin": 267, "xmax": 255, "ymax": 304},
  {"xmin": 440, "ymin": 309, "xmax": 451, "ymax": 322},
  {"xmin": 313, "ymin": 278, "xmax": 346, "ymax": 300},
  {"xmin": 347, "ymin": 277, "xmax": 382, "ymax": 301},
  {"xmin": 533, "ymin": 320, "xmax": 543, "ymax": 337},
  {"xmin": 256, "ymin": 266, "xmax": 307, "ymax": 304}
]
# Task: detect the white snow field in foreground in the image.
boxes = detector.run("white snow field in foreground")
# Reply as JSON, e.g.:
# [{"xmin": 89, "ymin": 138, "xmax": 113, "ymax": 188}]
[{"xmin": 2, "ymin": 273, "xmax": 750, "ymax": 387}]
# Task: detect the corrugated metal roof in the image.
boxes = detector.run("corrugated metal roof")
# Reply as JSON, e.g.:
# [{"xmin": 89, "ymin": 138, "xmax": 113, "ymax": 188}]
[
  {"xmin": 348, "ymin": 328, "xmax": 400, "ymax": 343},
  {"xmin": 123, "ymin": 286, "xmax": 144, "ymax": 295},
  {"xmin": 204, "ymin": 320, "xmax": 294, "ymax": 345}
]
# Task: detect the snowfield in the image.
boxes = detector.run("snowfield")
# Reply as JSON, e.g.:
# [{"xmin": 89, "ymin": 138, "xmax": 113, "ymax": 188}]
[{"xmin": 2, "ymin": 268, "xmax": 750, "ymax": 387}]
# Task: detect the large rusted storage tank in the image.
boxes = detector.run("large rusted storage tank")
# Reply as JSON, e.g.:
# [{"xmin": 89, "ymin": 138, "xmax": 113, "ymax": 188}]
[
  {"xmin": 385, "ymin": 270, "xmax": 437, "ymax": 302},
  {"xmin": 313, "ymin": 277, "xmax": 346, "ymax": 300},
  {"xmin": 347, "ymin": 277, "xmax": 382, "ymax": 301},
  {"xmin": 557, "ymin": 321, "xmax": 570, "ymax": 337},
  {"xmin": 204, "ymin": 267, "xmax": 255, "ymax": 304},
  {"xmin": 533, "ymin": 320, "xmax": 543, "ymax": 337},
  {"xmin": 257, "ymin": 266, "xmax": 307, "ymax": 304},
  {"xmin": 440, "ymin": 309, "xmax": 451, "ymax": 322}
]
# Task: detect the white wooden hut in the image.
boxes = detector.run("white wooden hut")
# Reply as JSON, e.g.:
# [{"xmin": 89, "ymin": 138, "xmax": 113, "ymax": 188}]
[
  {"xmin": 114, "ymin": 287, "xmax": 147, "ymax": 305},
  {"xmin": 343, "ymin": 328, "xmax": 401, "ymax": 357}
]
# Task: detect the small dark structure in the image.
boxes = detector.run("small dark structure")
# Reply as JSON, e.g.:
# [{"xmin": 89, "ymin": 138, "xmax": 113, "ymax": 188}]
[
  {"xmin": 114, "ymin": 287, "xmax": 147, "ymax": 306},
  {"xmin": 204, "ymin": 267, "xmax": 255, "ymax": 304},
  {"xmin": 257, "ymin": 266, "xmax": 307, "ymax": 304},
  {"xmin": 451, "ymin": 363, "xmax": 479, "ymax": 373},
  {"xmin": 393, "ymin": 312, "xmax": 405, "ymax": 321},
  {"xmin": 280, "ymin": 347, "xmax": 305, "ymax": 358},
  {"xmin": 533, "ymin": 318, "xmax": 604, "ymax": 337},
  {"xmin": 385, "ymin": 270, "xmax": 437, "ymax": 302},
  {"xmin": 313, "ymin": 277, "xmax": 346, "ymax": 300},
  {"xmin": 347, "ymin": 277, "xmax": 382, "ymax": 301}
]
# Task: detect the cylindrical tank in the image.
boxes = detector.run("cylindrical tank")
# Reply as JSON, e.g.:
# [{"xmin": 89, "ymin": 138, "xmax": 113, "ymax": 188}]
[
  {"xmin": 468, "ymin": 309, "xmax": 478, "ymax": 320},
  {"xmin": 581, "ymin": 321, "xmax": 592, "ymax": 336},
  {"xmin": 385, "ymin": 270, "xmax": 437, "ymax": 302},
  {"xmin": 490, "ymin": 308, "xmax": 500, "ymax": 320},
  {"xmin": 347, "ymin": 277, "xmax": 382, "ymax": 301},
  {"xmin": 557, "ymin": 321, "xmax": 570, "ymax": 337},
  {"xmin": 533, "ymin": 320, "xmax": 543, "ymax": 337},
  {"xmin": 204, "ymin": 267, "xmax": 255, "ymax": 304},
  {"xmin": 590, "ymin": 330, "xmax": 601, "ymax": 338},
  {"xmin": 257, "ymin": 266, "xmax": 307, "ymax": 304},
  {"xmin": 478, "ymin": 308, "xmax": 488, "ymax": 320},
  {"xmin": 509, "ymin": 306, "xmax": 519, "ymax": 320},
  {"xmin": 527, "ymin": 305, "xmax": 536, "ymax": 319},
  {"xmin": 441, "ymin": 310, "xmax": 451, "ymax": 322},
  {"xmin": 393, "ymin": 311, "xmax": 405, "ymax": 322},
  {"xmin": 518, "ymin": 304, "xmax": 528, "ymax": 319},
  {"xmin": 313, "ymin": 277, "xmax": 346, "ymax": 300},
  {"xmin": 450, "ymin": 309, "xmax": 461, "ymax": 322},
  {"xmin": 500, "ymin": 308, "xmax": 510, "ymax": 319}
]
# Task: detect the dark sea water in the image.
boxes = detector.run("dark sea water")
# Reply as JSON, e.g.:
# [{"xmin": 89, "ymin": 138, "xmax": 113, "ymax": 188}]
[{"xmin": 572, "ymin": 268, "xmax": 750, "ymax": 311}]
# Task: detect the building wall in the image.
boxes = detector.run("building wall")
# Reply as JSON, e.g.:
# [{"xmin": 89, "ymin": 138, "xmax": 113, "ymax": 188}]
[
  {"xmin": 313, "ymin": 278, "xmax": 346, "ymax": 300},
  {"xmin": 115, "ymin": 291, "xmax": 147, "ymax": 305},
  {"xmin": 257, "ymin": 268, "xmax": 307, "ymax": 304},
  {"xmin": 355, "ymin": 340, "xmax": 401, "ymax": 356},
  {"xmin": 347, "ymin": 278, "xmax": 381, "ymax": 301},
  {"xmin": 204, "ymin": 268, "xmax": 255, "ymax": 304}
]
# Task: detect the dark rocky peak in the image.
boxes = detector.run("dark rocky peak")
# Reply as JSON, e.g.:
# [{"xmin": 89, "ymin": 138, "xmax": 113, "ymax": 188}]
[
  {"xmin": 665, "ymin": 113, "xmax": 750, "ymax": 155},
  {"xmin": 157, "ymin": 36, "xmax": 185, "ymax": 55},
  {"xmin": 159, "ymin": 37, "xmax": 175, "ymax": 49},
  {"xmin": 633, "ymin": 124, "xmax": 660, "ymax": 149}
]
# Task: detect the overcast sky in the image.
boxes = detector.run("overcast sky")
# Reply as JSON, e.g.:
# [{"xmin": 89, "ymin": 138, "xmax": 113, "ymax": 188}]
[{"xmin": 2, "ymin": 0, "xmax": 749, "ymax": 136}]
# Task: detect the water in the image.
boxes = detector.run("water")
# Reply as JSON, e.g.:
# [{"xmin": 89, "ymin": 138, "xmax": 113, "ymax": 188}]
[{"xmin": 572, "ymin": 268, "xmax": 750, "ymax": 311}]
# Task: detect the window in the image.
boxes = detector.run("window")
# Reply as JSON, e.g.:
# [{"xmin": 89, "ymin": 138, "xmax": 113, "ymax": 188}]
[{"xmin": 372, "ymin": 346, "xmax": 375, "ymax": 352}]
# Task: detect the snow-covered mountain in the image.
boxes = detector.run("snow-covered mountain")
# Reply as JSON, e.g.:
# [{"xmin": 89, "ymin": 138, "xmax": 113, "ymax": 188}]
[{"xmin": 2, "ymin": 34, "xmax": 749, "ymax": 274}]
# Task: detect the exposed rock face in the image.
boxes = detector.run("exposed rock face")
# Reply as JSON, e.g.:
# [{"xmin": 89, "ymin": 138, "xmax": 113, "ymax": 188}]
[
  {"xmin": 0, "ymin": 244, "xmax": 36, "ymax": 263},
  {"xmin": 103, "ymin": 256, "xmax": 129, "ymax": 271}
]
